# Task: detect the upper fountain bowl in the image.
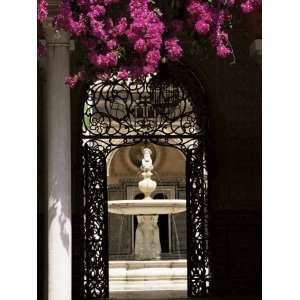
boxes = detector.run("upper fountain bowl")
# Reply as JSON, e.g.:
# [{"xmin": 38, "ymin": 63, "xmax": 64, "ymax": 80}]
[{"xmin": 108, "ymin": 199, "xmax": 186, "ymax": 215}]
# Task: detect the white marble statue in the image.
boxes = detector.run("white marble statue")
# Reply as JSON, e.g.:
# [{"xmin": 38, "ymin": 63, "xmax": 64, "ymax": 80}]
[
  {"xmin": 138, "ymin": 148, "xmax": 157, "ymax": 200},
  {"xmin": 141, "ymin": 148, "xmax": 153, "ymax": 171},
  {"xmin": 135, "ymin": 215, "xmax": 161, "ymax": 260},
  {"xmin": 135, "ymin": 147, "xmax": 161, "ymax": 260}
]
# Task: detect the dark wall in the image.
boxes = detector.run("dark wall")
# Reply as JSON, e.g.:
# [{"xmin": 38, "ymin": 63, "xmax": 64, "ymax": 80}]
[
  {"xmin": 70, "ymin": 80, "xmax": 86, "ymax": 300},
  {"xmin": 186, "ymin": 12, "xmax": 262, "ymax": 295},
  {"xmin": 213, "ymin": 210, "xmax": 261, "ymax": 295}
]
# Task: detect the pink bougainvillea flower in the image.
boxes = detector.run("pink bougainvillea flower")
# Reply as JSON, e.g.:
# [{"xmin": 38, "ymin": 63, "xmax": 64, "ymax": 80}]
[
  {"xmin": 165, "ymin": 38, "xmax": 183, "ymax": 61},
  {"xmin": 114, "ymin": 17, "xmax": 128, "ymax": 36},
  {"xmin": 195, "ymin": 20, "xmax": 210, "ymax": 35},
  {"xmin": 134, "ymin": 39, "xmax": 148, "ymax": 53},
  {"xmin": 65, "ymin": 75, "xmax": 79, "ymax": 88},
  {"xmin": 87, "ymin": 5, "xmax": 106, "ymax": 18},
  {"xmin": 143, "ymin": 64, "xmax": 156, "ymax": 74},
  {"xmin": 216, "ymin": 44, "xmax": 231, "ymax": 58},
  {"xmin": 146, "ymin": 49, "xmax": 161, "ymax": 66},
  {"xmin": 37, "ymin": 0, "xmax": 261, "ymax": 82},
  {"xmin": 38, "ymin": 0, "xmax": 48, "ymax": 22},
  {"xmin": 241, "ymin": 0, "xmax": 261, "ymax": 13},
  {"xmin": 89, "ymin": 51, "xmax": 118, "ymax": 68},
  {"xmin": 117, "ymin": 69, "xmax": 131, "ymax": 80},
  {"xmin": 241, "ymin": 2, "xmax": 253, "ymax": 13}
]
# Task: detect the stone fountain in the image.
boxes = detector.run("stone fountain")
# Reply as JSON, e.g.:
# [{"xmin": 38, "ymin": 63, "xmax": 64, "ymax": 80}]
[{"xmin": 108, "ymin": 148, "xmax": 186, "ymax": 260}]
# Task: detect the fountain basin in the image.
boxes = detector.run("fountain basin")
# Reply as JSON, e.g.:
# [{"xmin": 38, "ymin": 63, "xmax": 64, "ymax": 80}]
[{"xmin": 108, "ymin": 199, "xmax": 186, "ymax": 215}]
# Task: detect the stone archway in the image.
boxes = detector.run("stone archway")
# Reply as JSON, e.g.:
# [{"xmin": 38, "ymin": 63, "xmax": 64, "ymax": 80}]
[{"xmin": 81, "ymin": 62, "xmax": 211, "ymax": 298}]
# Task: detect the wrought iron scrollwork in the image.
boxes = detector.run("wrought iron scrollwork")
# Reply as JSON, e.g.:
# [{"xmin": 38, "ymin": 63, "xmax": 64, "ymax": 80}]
[
  {"xmin": 83, "ymin": 144, "xmax": 109, "ymax": 298},
  {"xmin": 186, "ymin": 141, "xmax": 210, "ymax": 296},
  {"xmin": 82, "ymin": 69, "xmax": 206, "ymax": 156}
]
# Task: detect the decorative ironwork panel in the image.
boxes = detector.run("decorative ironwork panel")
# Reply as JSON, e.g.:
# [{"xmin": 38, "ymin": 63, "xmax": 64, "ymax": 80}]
[
  {"xmin": 82, "ymin": 66, "xmax": 207, "ymax": 156},
  {"xmin": 186, "ymin": 140, "xmax": 211, "ymax": 297},
  {"xmin": 83, "ymin": 143, "xmax": 109, "ymax": 299}
]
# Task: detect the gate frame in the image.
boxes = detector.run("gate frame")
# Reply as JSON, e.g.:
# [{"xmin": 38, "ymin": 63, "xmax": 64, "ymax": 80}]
[{"xmin": 80, "ymin": 62, "xmax": 212, "ymax": 299}]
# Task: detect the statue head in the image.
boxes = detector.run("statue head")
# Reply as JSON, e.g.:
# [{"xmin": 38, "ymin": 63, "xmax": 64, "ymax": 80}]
[{"xmin": 143, "ymin": 148, "xmax": 152, "ymax": 159}]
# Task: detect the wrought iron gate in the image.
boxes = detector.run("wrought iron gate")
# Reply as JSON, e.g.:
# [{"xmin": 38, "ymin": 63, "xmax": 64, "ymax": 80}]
[{"xmin": 81, "ymin": 62, "xmax": 211, "ymax": 298}]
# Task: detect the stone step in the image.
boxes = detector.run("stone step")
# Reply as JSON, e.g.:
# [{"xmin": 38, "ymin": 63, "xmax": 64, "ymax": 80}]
[
  {"xmin": 110, "ymin": 290, "xmax": 189, "ymax": 299},
  {"xmin": 109, "ymin": 259, "xmax": 187, "ymax": 292}
]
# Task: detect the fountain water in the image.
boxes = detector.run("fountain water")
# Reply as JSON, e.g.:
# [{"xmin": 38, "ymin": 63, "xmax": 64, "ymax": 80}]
[
  {"xmin": 108, "ymin": 148, "xmax": 186, "ymax": 260},
  {"xmin": 117, "ymin": 215, "xmax": 125, "ymax": 257},
  {"xmin": 171, "ymin": 214, "xmax": 182, "ymax": 258}
]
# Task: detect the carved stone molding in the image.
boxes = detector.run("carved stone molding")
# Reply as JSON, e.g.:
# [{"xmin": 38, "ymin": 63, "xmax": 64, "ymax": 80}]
[
  {"xmin": 43, "ymin": 18, "xmax": 70, "ymax": 47},
  {"xmin": 48, "ymin": 0, "xmax": 60, "ymax": 16}
]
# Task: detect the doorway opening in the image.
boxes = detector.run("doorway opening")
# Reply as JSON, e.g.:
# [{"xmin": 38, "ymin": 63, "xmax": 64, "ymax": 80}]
[{"xmin": 81, "ymin": 63, "xmax": 211, "ymax": 298}]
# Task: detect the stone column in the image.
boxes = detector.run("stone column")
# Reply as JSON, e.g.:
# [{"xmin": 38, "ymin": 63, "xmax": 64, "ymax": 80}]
[{"xmin": 44, "ymin": 21, "xmax": 72, "ymax": 300}]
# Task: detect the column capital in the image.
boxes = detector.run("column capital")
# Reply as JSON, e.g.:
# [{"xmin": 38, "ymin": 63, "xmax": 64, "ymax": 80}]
[{"xmin": 43, "ymin": 18, "xmax": 70, "ymax": 47}]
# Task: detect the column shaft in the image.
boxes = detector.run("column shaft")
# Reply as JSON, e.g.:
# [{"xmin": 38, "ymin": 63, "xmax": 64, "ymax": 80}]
[{"xmin": 44, "ymin": 26, "xmax": 72, "ymax": 300}]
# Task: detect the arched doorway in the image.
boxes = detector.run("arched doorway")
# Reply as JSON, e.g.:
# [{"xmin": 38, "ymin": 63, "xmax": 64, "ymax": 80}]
[{"xmin": 81, "ymin": 63, "xmax": 210, "ymax": 298}]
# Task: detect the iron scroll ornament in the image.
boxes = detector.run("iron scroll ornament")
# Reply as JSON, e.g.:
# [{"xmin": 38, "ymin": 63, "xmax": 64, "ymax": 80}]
[
  {"xmin": 83, "ymin": 145, "xmax": 109, "ymax": 298},
  {"xmin": 186, "ymin": 143, "xmax": 211, "ymax": 296},
  {"xmin": 82, "ymin": 65, "xmax": 207, "ymax": 157},
  {"xmin": 82, "ymin": 63, "xmax": 211, "ymax": 298}
]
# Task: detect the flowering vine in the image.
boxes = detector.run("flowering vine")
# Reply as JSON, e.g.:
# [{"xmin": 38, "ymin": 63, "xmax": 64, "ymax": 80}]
[{"xmin": 37, "ymin": 0, "xmax": 261, "ymax": 87}]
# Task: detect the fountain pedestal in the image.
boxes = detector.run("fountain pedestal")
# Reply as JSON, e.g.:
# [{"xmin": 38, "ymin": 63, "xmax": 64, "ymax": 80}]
[
  {"xmin": 135, "ymin": 148, "xmax": 161, "ymax": 260},
  {"xmin": 135, "ymin": 215, "xmax": 161, "ymax": 260}
]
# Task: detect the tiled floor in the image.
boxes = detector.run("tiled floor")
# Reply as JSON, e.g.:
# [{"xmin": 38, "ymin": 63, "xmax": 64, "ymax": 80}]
[{"xmin": 109, "ymin": 290, "xmax": 261, "ymax": 300}]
